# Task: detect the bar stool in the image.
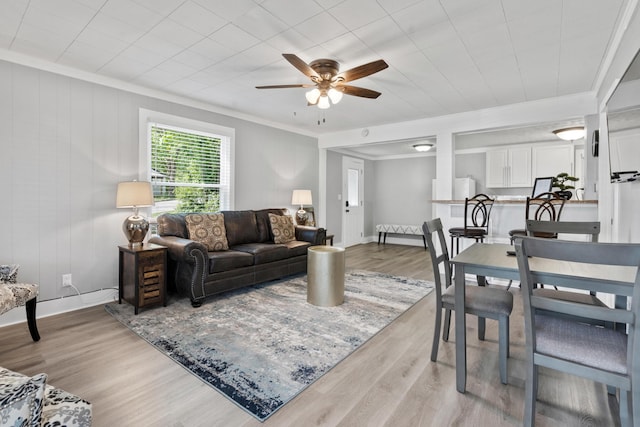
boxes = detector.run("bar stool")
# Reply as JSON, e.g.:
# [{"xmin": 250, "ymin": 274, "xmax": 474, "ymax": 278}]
[
  {"xmin": 508, "ymin": 192, "xmax": 566, "ymax": 243},
  {"xmin": 448, "ymin": 194, "xmax": 494, "ymax": 255}
]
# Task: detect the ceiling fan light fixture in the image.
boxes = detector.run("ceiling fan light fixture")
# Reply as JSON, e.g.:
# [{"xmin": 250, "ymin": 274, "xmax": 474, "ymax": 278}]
[
  {"xmin": 328, "ymin": 88, "xmax": 343, "ymax": 104},
  {"xmin": 553, "ymin": 126, "xmax": 585, "ymax": 141},
  {"xmin": 413, "ymin": 143, "xmax": 433, "ymax": 152},
  {"xmin": 305, "ymin": 88, "xmax": 321, "ymax": 104},
  {"xmin": 318, "ymin": 95, "xmax": 330, "ymax": 109}
]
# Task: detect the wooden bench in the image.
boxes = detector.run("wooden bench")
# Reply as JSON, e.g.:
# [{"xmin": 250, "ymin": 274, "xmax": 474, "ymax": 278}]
[{"xmin": 376, "ymin": 224, "xmax": 426, "ymax": 250}]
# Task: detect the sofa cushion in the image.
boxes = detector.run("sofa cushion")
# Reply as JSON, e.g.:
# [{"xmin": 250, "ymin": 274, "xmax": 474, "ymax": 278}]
[
  {"xmin": 222, "ymin": 211, "xmax": 260, "ymax": 247},
  {"xmin": 208, "ymin": 250, "xmax": 254, "ymax": 274},
  {"xmin": 231, "ymin": 243, "xmax": 290, "ymax": 264},
  {"xmin": 185, "ymin": 213, "xmax": 229, "ymax": 251},
  {"xmin": 0, "ymin": 368, "xmax": 47, "ymax": 427},
  {"xmin": 156, "ymin": 213, "xmax": 189, "ymax": 238},
  {"xmin": 0, "ymin": 264, "xmax": 19, "ymax": 284},
  {"xmin": 268, "ymin": 213, "xmax": 296, "ymax": 244},
  {"xmin": 254, "ymin": 208, "xmax": 288, "ymax": 242}
]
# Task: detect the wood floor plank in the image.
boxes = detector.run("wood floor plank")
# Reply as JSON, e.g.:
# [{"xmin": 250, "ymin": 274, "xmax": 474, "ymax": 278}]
[{"xmin": 0, "ymin": 242, "xmax": 620, "ymax": 426}]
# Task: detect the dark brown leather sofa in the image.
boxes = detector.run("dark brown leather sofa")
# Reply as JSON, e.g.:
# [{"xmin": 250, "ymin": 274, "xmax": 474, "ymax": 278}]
[{"xmin": 149, "ymin": 208, "xmax": 326, "ymax": 307}]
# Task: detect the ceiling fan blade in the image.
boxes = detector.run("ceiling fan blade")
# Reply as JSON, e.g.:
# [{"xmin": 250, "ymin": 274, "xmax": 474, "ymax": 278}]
[
  {"xmin": 282, "ymin": 53, "xmax": 320, "ymax": 80},
  {"xmin": 336, "ymin": 59, "xmax": 388, "ymax": 83},
  {"xmin": 340, "ymin": 85, "xmax": 382, "ymax": 99},
  {"xmin": 255, "ymin": 84, "xmax": 313, "ymax": 89}
]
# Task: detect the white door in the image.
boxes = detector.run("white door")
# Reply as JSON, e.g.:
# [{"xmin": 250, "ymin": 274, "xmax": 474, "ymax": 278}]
[{"xmin": 342, "ymin": 156, "xmax": 364, "ymax": 247}]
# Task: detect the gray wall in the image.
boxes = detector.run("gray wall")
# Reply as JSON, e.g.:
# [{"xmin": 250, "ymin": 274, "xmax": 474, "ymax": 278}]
[
  {"xmin": 455, "ymin": 153, "xmax": 486, "ymax": 194},
  {"xmin": 0, "ymin": 60, "xmax": 317, "ymax": 302},
  {"xmin": 372, "ymin": 156, "xmax": 436, "ymax": 229}
]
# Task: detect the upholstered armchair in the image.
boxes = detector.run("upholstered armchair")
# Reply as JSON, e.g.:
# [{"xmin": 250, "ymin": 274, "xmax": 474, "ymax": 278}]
[{"xmin": 0, "ymin": 264, "xmax": 40, "ymax": 341}]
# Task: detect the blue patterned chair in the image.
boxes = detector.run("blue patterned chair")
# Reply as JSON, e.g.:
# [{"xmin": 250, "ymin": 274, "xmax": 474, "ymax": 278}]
[{"xmin": 0, "ymin": 367, "xmax": 92, "ymax": 426}]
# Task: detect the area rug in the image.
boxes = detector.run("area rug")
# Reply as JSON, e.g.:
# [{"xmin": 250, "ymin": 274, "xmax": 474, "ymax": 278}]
[{"xmin": 105, "ymin": 270, "xmax": 433, "ymax": 421}]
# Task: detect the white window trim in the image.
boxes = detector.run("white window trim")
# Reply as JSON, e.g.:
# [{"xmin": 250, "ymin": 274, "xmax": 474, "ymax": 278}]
[{"xmin": 139, "ymin": 108, "xmax": 235, "ymax": 211}]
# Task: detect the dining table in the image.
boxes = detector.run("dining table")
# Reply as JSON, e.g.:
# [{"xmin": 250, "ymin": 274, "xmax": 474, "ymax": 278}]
[{"xmin": 450, "ymin": 242, "xmax": 637, "ymax": 393}]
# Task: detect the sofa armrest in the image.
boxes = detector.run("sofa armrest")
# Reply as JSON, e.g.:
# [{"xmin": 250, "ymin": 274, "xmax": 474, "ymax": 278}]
[
  {"xmin": 295, "ymin": 226, "xmax": 326, "ymax": 245},
  {"xmin": 149, "ymin": 235, "xmax": 207, "ymax": 264},
  {"xmin": 148, "ymin": 235, "xmax": 209, "ymax": 303}
]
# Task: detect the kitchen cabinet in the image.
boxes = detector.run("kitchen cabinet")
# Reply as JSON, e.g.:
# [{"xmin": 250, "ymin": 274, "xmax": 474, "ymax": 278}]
[
  {"xmin": 532, "ymin": 144, "xmax": 574, "ymax": 179},
  {"xmin": 486, "ymin": 147, "xmax": 531, "ymax": 188}
]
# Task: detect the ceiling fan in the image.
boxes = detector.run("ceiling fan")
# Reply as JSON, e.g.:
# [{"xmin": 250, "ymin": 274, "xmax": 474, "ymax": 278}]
[{"xmin": 256, "ymin": 54, "xmax": 388, "ymax": 109}]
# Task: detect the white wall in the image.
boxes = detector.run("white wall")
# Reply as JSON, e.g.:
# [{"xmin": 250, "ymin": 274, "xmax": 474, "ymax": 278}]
[{"xmin": 0, "ymin": 59, "xmax": 318, "ymax": 304}]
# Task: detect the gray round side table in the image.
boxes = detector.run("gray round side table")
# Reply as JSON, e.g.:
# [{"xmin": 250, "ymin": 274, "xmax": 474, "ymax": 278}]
[{"xmin": 307, "ymin": 245, "xmax": 345, "ymax": 306}]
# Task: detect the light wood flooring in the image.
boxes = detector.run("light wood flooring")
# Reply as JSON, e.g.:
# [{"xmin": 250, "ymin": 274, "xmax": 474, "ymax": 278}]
[{"xmin": 0, "ymin": 243, "xmax": 620, "ymax": 426}]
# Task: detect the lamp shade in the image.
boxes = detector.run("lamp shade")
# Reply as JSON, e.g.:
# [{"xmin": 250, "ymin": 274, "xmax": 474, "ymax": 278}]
[
  {"xmin": 317, "ymin": 95, "xmax": 330, "ymax": 109},
  {"xmin": 291, "ymin": 189, "xmax": 312, "ymax": 206},
  {"xmin": 328, "ymin": 88, "xmax": 343, "ymax": 104},
  {"xmin": 553, "ymin": 127, "xmax": 585, "ymax": 141},
  {"xmin": 305, "ymin": 88, "xmax": 321, "ymax": 104},
  {"xmin": 116, "ymin": 181, "xmax": 154, "ymax": 208}
]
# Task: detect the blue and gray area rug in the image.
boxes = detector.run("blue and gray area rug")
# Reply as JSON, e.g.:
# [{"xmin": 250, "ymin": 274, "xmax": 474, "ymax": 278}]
[{"xmin": 105, "ymin": 270, "xmax": 433, "ymax": 421}]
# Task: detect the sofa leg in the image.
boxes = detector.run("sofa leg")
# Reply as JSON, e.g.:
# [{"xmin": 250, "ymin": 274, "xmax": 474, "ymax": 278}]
[
  {"xmin": 191, "ymin": 299, "xmax": 202, "ymax": 308},
  {"xmin": 26, "ymin": 298, "xmax": 40, "ymax": 342}
]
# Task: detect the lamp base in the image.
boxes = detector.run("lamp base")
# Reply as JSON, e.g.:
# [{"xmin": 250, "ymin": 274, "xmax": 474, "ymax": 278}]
[
  {"xmin": 296, "ymin": 208, "xmax": 308, "ymax": 226},
  {"xmin": 123, "ymin": 214, "xmax": 149, "ymax": 248}
]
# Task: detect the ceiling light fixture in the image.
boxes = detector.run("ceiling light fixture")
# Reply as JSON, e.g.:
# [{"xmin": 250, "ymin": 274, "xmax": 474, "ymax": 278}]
[
  {"xmin": 553, "ymin": 126, "xmax": 585, "ymax": 141},
  {"xmin": 413, "ymin": 143, "xmax": 434, "ymax": 152},
  {"xmin": 317, "ymin": 95, "xmax": 331, "ymax": 109},
  {"xmin": 305, "ymin": 88, "xmax": 321, "ymax": 104}
]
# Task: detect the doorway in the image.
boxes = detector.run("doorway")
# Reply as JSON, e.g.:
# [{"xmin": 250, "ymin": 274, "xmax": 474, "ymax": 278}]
[{"xmin": 342, "ymin": 156, "xmax": 364, "ymax": 247}]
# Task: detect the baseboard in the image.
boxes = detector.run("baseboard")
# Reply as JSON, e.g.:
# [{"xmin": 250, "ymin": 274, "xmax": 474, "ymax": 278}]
[{"xmin": 0, "ymin": 288, "xmax": 119, "ymax": 328}]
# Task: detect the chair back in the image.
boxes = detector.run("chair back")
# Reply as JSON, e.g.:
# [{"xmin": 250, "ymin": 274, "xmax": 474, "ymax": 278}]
[
  {"xmin": 515, "ymin": 237, "xmax": 640, "ymax": 386},
  {"xmin": 526, "ymin": 220, "xmax": 600, "ymax": 242},
  {"xmin": 422, "ymin": 219, "xmax": 452, "ymax": 300},
  {"xmin": 463, "ymin": 194, "xmax": 494, "ymax": 232},
  {"xmin": 524, "ymin": 192, "xmax": 566, "ymax": 237}
]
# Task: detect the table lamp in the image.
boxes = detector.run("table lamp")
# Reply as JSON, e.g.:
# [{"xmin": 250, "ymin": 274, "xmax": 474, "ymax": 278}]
[
  {"xmin": 116, "ymin": 181, "xmax": 154, "ymax": 248},
  {"xmin": 291, "ymin": 189, "xmax": 312, "ymax": 225}
]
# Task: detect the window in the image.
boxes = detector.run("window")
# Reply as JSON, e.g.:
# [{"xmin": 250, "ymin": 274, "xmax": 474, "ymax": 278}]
[{"xmin": 140, "ymin": 110, "xmax": 234, "ymax": 217}]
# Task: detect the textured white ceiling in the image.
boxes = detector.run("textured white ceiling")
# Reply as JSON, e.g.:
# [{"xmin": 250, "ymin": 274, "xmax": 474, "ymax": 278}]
[{"xmin": 1, "ymin": 0, "xmax": 631, "ymax": 140}]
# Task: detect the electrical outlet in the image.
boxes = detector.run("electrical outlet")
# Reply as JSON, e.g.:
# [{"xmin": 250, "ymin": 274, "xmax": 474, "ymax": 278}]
[{"xmin": 62, "ymin": 274, "xmax": 72, "ymax": 287}]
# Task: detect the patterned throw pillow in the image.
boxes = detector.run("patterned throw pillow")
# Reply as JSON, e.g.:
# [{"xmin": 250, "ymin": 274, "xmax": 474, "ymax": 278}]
[
  {"xmin": 268, "ymin": 213, "xmax": 296, "ymax": 244},
  {"xmin": 0, "ymin": 369, "xmax": 47, "ymax": 427},
  {"xmin": 0, "ymin": 264, "xmax": 19, "ymax": 284},
  {"xmin": 185, "ymin": 213, "xmax": 229, "ymax": 251}
]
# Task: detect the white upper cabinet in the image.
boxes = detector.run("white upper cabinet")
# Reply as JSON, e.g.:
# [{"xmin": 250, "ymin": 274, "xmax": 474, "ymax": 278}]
[
  {"xmin": 532, "ymin": 144, "xmax": 574, "ymax": 180},
  {"xmin": 486, "ymin": 146, "xmax": 532, "ymax": 188}
]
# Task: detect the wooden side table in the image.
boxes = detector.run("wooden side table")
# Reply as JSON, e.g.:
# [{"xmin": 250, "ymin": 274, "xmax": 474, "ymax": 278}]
[{"xmin": 118, "ymin": 243, "xmax": 167, "ymax": 314}]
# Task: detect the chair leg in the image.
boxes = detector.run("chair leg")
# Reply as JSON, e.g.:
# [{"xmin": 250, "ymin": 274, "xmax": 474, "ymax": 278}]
[
  {"xmin": 25, "ymin": 298, "xmax": 40, "ymax": 342},
  {"xmin": 431, "ymin": 306, "xmax": 443, "ymax": 362},
  {"xmin": 620, "ymin": 389, "xmax": 632, "ymax": 427},
  {"xmin": 478, "ymin": 317, "xmax": 486, "ymax": 341},
  {"xmin": 498, "ymin": 315, "xmax": 509, "ymax": 384},
  {"xmin": 632, "ymin": 384, "xmax": 640, "ymax": 427},
  {"xmin": 443, "ymin": 309, "xmax": 452, "ymax": 341},
  {"xmin": 524, "ymin": 362, "xmax": 537, "ymax": 427}
]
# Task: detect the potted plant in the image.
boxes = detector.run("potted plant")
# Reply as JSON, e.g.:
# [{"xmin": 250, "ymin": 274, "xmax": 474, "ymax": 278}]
[{"xmin": 552, "ymin": 172, "xmax": 578, "ymax": 199}]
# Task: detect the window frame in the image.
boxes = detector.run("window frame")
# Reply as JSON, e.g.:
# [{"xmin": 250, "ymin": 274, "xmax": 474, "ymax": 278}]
[{"xmin": 139, "ymin": 109, "xmax": 235, "ymax": 216}]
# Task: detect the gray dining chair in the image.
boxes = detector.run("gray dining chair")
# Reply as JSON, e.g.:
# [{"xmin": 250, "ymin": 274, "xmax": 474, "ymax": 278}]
[
  {"xmin": 527, "ymin": 219, "xmax": 603, "ymax": 297},
  {"xmin": 514, "ymin": 237, "xmax": 640, "ymax": 427},
  {"xmin": 423, "ymin": 218, "xmax": 513, "ymax": 384}
]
